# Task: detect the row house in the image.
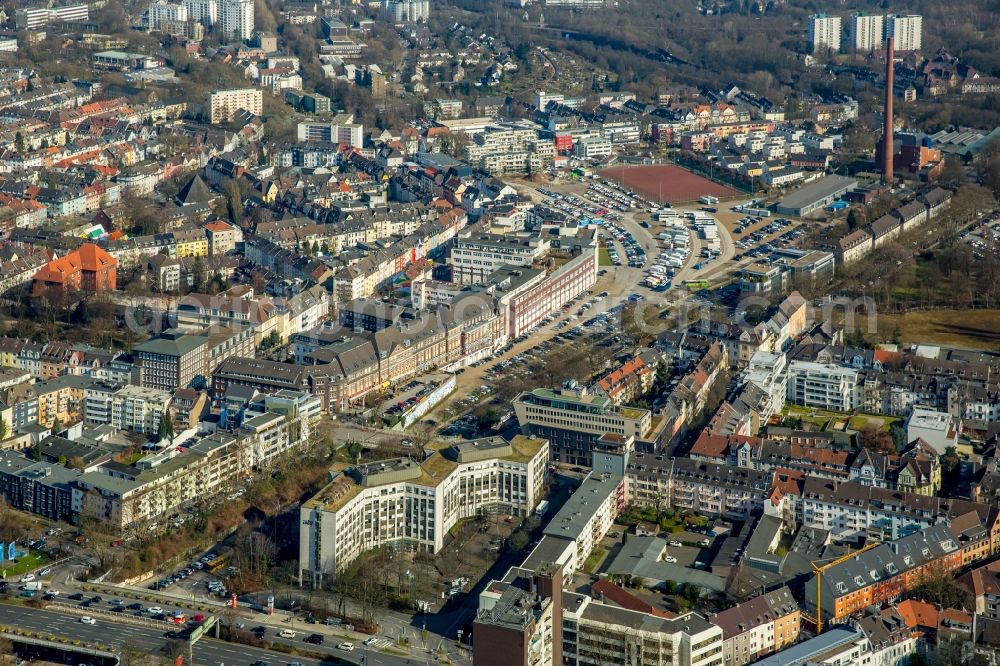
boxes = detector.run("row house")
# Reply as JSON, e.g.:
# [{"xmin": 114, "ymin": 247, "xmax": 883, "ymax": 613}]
[
  {"xmin": 806, "ymin": 519, "xmax": 987, "ymax": 626},
  {"xmin": 836, "ymin": 187, "xmax": 952, "ymax": 265},
  {"xmin": 790, "ymin": 476, "xmax": 998, "ymax": 544},
  {"xmin": 707, "ymin": 586, "xmax": 800, "ymax": 666},
  {"xmin": 625, "ymin": 453, "xmax": 773, "ymax": 520},
  {"xmin": 694, "ymin": 431, "xmax": 940, "ymax": 496},
  {"xmin": 591, "ymin": 354, "xmax": 657, "ymax": 406}
]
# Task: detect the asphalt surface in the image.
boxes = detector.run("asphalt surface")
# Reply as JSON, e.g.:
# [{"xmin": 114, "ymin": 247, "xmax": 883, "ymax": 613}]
[{"xmin": 0, "ymin": 603, "xmax": 439, "ymax": 666}]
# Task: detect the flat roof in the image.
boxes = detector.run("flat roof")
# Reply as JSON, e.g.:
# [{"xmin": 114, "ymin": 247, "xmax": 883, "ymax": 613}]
[
  {"xmin": 750, "ymin": 627, "xmax": 861, "ymax": 666},
  {"xmin": 775, "ymin": 175, "xmax": 857, "ymax": 211},
  {"xmin": 544, "ymin": 471, "xmax": 621, "ymax": 540}
]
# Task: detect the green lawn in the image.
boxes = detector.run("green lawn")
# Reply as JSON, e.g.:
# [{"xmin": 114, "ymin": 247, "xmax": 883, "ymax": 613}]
[
  {"xmin": 1, "ymin": 551, "xmax": 50, "ymax": 579},
  {"xmin": 598, "ymin": 247, "xmax": 613, "ymax": 266}
]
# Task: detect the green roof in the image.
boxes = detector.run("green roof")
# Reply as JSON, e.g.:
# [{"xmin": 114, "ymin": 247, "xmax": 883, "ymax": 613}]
[{"xmin": 133, "ymin": 330, "xmax": 206, "ymax": 358}]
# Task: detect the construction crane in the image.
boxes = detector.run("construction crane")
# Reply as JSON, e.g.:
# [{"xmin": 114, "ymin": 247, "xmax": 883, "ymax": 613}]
[{"xmin": 808, "ymin": 541, "xmax": 880, "ymax": 634}]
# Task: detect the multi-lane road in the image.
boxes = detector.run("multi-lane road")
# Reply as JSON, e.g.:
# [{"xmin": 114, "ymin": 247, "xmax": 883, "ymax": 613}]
[{"xmin": 0, "ymin": 602, "xmax": 450, "ymax": 666}]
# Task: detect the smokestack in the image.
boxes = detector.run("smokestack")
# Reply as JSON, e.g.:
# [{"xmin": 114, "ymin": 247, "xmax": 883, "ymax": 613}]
[{"xmin": 883, "ymin": 37, "xmax": 894, "ymax": 185}]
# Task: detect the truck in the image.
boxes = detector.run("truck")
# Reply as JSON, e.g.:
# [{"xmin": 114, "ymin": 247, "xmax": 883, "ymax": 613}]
[
  {"xmin": 22, "ymin": 581, "xmax": 44, "ymax": 591},
  {"xmin": 534, "ymin": 500, "xmax": 550, "ymax": 519},
  {"xmin": 699, "ymin": 195, "xmax": 719, "ymax": 205}
]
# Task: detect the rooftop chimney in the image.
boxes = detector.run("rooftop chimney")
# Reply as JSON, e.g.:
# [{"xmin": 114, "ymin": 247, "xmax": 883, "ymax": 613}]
[{"xmin": 883, "ymin": 37, "xmax": 895, "ymax": 185}]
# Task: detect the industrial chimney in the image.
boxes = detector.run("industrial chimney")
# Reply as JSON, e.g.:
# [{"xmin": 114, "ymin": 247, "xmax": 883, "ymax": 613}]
[{"xmin": 883, "ymin": 37, "xmax": 894, "ymax": 185}]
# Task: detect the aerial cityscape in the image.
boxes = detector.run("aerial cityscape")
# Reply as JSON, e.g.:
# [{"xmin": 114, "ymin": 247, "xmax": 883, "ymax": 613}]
[{"xmin": 0, "ymin": 0, "xmax": 998, "ymax": 665}]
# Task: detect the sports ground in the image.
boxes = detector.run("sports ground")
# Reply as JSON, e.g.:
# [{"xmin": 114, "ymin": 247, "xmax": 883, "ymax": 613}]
[{"xmin": 599, "ymin": 164, "xmax": 740, "ymax": 203}]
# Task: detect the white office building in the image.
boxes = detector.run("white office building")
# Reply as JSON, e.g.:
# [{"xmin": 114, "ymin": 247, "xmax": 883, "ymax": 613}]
[
  {"xmin": 848, "ymin": 12, "xmax": 884, "ymax": 51},
  {"xmin": 786, "ymin": 360, "xmax": 859, "ymax": 412},
  {"xmin": 218, "ymin": 0, "xmax": 254, "ymax": 40},
  {"xmin": 886, "ymin": 14, "xmax": 922, "ymax": 52},
  {"xmin": 808, "ymin": 13, "xmax": 842, "ymax": 52},
  {"xmin": 182, "ymin": 0, "xmax": 217, "ymax": 25}
]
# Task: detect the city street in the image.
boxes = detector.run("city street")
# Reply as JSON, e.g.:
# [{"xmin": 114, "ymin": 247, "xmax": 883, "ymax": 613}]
[{"xmin": 0, "ymin": 602, "xmax": 441, "ymax": 666}]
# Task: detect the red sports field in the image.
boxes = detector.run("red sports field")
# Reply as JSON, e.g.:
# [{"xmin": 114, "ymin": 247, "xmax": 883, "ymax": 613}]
[{"xmin": 599, "ymin": 164, "xmax": 740, "ymax": 204}]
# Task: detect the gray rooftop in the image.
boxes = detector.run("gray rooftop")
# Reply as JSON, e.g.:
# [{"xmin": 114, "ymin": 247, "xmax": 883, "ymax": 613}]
[
  {"xmin": 775, "ymin": 175, "xmax": 857, "ymax": 211},
  {"xmin": 543, "ymin": 471, "xmax": 622, "ymax": 540},
  {"xmin": 604, "ymin": 536, "xmax": 727, "ymax": 592},
  {"xmin": 750, "ymin": 627, "xmax": 862, "ymax": 666},
  {"xmin": 133, "ymin": 329, "xmax": 206, "ymax": 358}
]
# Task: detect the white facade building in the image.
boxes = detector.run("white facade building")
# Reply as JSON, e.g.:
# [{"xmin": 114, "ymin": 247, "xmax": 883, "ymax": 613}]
[
  {"xmin": 384, "ymin": 0, "xmax": 429, "ymax": 22},
  {"xmin": 848, "ymin": 12, "xmax": 884, "ymax": 51},
  {"xmin": 298, "ymin": 436, "xmax": 549, "ymax": 584},
  {"xmin": 296, "ymin": 121, "xmax": 364, "ymax": 147},
  {"xmin": 808, "ymin": 14, "xmax": 842, "ymax": 52},
  {"xmin": 218, "ymin": 0, "xmax": 254, "ymax": 40},
  {"xmin": 448, "ymin": 231, "xmax": 549, "ymax": 284},
  {"xmin": 147, "ymin": 0, "xmax": 188, "ymax": 30},
  {"xmin": 182, "ymin": 0, "xmax": 217, "ymax": 25},
  {"xmin": 786, "ymin": 360, "xmax": 859, "ymax": 412},
  {"xmin": 111, "ymin": 385, "xmax": 171, "ymax": 435},
  {"xmin": 209, "ymin": 88, "xmax": 263, "ymax": 123},
  {"xmin": 886, "ymin": 14, "xmax": 922, "ymax": 52}
]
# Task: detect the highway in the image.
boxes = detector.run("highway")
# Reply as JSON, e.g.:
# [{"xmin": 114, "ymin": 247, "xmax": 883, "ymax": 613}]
[{"xmin": 0, "ymin": 603, "xmax": 434, "ymax": 666}]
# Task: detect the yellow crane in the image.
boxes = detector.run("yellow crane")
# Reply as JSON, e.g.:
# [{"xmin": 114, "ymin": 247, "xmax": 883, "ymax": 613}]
[{"xmin": 808, "ymin": 541, "xmax": 880, "ymax": 633}]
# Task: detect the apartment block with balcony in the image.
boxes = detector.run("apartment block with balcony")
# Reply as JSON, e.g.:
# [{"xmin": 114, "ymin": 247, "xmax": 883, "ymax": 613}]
[
  {"xmin": 561, "ymin": 592, "xmax": 723, "ymax": 666},
  {"xmin": 786, "ymin": 360, "xmax": 860, "ymax": 411},
  {"xmin": 209, "ymin": 88, "xmax": 262, "ymax": 124},
  {"xmin": 298, "ymin": 436, "xmax": 549, "ymax": 584}
]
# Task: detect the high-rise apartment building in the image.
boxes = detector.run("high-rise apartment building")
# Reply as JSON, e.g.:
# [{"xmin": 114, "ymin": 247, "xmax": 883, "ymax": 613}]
[
  {"xmin": 808, "ymin": 13, "xmax": 842, "ymax": 52},
  {"xmin": 182, "ymin": 0, "xmax": 217, "ymax": 25},
  {"xmin": 886, "ymin": 14, "xmax": 922, "ymax": 52},
  {"xmin": 209, "ymin": 88, "xmax": 263, "ymax": 123},
  {"xmin": 295, "ymin": 120, "xmax": 364, "ymax": 147},
  {"xmin": 147, "ymin": 0, "xmax": 188, "ymax": 31},
  {"xmin": 848, "ymin": 12, "xmax": 883, "ymax": 51},
  {"xmin": 218, "ymin": 0, "xmax": 253, "ymax": 40},
  {"xmin": 384, "ymin": 0, "xmax": 430, "ymax": 22}
]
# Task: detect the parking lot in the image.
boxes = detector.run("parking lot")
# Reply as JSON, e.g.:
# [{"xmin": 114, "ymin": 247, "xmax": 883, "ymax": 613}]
[
  {"xmin": 731, "ymin": 214, "xmax": 806, "ymax": 261},
  {"xmin": 148, "ymin": 550, "xmax": 235, "ymax": 602},
  {"xmin": 961, "ymin": 213, "xmax": 1000, "ymax": 258}
]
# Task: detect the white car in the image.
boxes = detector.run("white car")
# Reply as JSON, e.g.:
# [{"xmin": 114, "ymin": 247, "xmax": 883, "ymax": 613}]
[
  {"xmin": 278, "ymin": 629, "xmax": 297, "ymax": 639},
  {"xmin": 363, "ymin": 637, "xmax": 379, "ymax": 646},
  {"xmin": 147, "ymin": 606, "xmax": 163, "ymax": 615},
  {"xmin": 668, "ymin": 541, "xmax": 682, "ymax": 547},
  {"xmin": 338, "ymin": 642, "xmax": 355, "ymax": 652},
  {"xmin": 664, "ymin": 556, "xmax": 678, "ymax": 564},
  {"xmin": 80, "ymin": 616, "xmax": 96, "ymax": 625},
  {"xmin": 20, "ymin": 574, "xmax": 35, "ymax": 583}
]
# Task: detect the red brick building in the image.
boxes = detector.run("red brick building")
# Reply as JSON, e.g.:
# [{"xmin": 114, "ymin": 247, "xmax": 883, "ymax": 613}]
[{"xmin": 32, "ymin": 243, "xmax": 117, "ymax": 296}]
